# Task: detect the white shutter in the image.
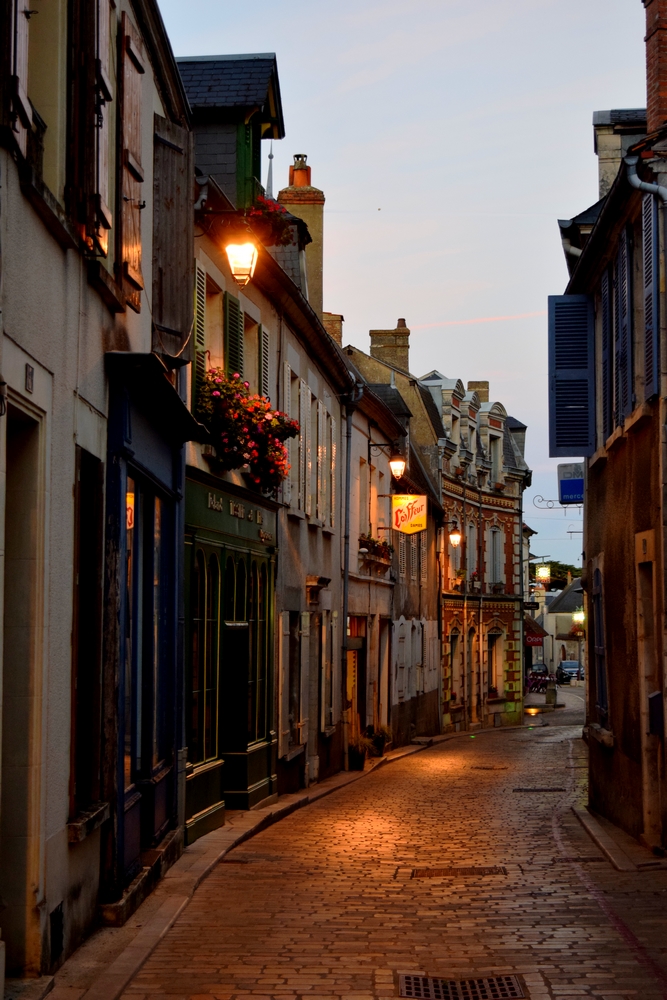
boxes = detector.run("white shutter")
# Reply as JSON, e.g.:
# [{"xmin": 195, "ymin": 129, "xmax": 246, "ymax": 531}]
[
  {"xmin": 300, "ymin": 380, "xmax": 312, "ymax": 514},
  {"xmin": 299, "ymin": 612, "xmax": 310, "ymax": 745},
  {"xmin": 282, "ymin": 363, "xmax": 292, "ymax": 505},
  {"xmin": 316, "ymin": 400, "xmax": 325, "ymax": 520},
  {"xmin": 278, "ymin": 611, "xmax": 291, "ymax": 757},
  {"xmin": 330, "ymin": 415, "xmax": 337, "ymax": 528}
]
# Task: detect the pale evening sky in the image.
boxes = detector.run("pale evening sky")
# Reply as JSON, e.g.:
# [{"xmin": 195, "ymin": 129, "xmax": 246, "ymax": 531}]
[{"xmin": 160, "ymin": 0, "xmax": 648, "ymax": 569}]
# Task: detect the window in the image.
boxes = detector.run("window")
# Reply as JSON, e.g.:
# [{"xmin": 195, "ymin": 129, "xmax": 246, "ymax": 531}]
[
  {"xmin": 490, "ymin": 436, "xmax": 501, "ymax": 483},
  {"xmin": 189, "ymin": 549, "xmax": 220, "ymax": 765},
  {"xmin": 490, "ymin": 528, "xmax": 503, "ymax": 584},
  {"xmin": 487, "ymin": 631, "xmax": 503, "ymax": 694},
  {"xmin": 592, "ymin": 568, "xmax": 608, "ymax": 717},
  {"xmin": 466, "ymin": 523, "xmax": 477, "ymax": 576}
]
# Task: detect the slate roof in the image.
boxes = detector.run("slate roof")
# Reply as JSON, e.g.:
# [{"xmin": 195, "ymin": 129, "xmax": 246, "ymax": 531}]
[
  {"xmin": 367, "ymin": 384, "xmax": 412, "ymax": 423},
  {"xmin": 177, "ymin": 54, "xmax": 277, "ymax": 108},
  {"xmin": 506, "ymin": 415, "xmax": 527, "ymax": 432},
  {"xmin": 417, "ymin": 382, "xmax": 446, "ymax": 439},
  {"xmin": 546, "ymin": 578, "xmax": 584, "ymax": 615},
  {"xmin": 592, "ymin": 109, "xmax": 646, "ymax": 126}
]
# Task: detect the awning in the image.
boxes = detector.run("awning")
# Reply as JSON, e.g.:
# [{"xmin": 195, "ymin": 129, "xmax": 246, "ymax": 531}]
[
  {"xmin": 524, "ymin": 613, "xmax": 549, "ymax": 647},
  {"xmin": 106, "ymin": 352, "xmax": 206, "ymax": 444}
]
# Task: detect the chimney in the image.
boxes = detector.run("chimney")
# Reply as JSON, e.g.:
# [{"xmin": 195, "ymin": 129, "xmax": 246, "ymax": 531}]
[
  {"xmin": 467, "ymin": 380, "xmax": 489, "ymax": 403},
  {"xmin": 278, "ymin": 155, "xmax": 325, "ymax": 319},
  {"xmin": 322, "ymin": 312, "xmax": 344, "ymax": 345},
  {"xmin": 593, "ymin": 110, "xmax": 647, "ymax": 198},
  {"xmin": 369, "ymin": 318, "xmax": 410, "ymax": 374},
  {"xmin": 645, "ymin": 0, "xmax": 667, "ymax": 133}
]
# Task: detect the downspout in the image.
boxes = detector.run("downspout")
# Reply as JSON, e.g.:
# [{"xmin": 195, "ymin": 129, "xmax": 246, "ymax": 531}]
[
  {"xmin": 342, "ymin": 382, "xmax": 364, "ymax": 769},
  {"xmin": 625, "ymin": 156, "xmax": 667, "ymax": 202}
]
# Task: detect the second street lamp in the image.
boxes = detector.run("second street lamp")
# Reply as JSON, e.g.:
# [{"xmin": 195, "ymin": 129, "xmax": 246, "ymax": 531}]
[
  {"xmin": 369, "ymin": 439, "xmax": 406, "ymax": 480},
  {"xmin": 225, "ymin": 242, "xmax": 258, "ymax": 287}
]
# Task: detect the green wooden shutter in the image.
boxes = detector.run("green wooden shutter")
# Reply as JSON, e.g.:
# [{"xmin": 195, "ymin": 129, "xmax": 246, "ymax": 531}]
[
  {"xmin": 224, "ymin": 291, "xmax": 244, "ymax": 378},
  {"xmin": 193, "ymin": 261, "xmax": 207, "ymax": 402},
  {"xmin": 258, "ymin": 325, "xmax": 270, "ymax": 398}
]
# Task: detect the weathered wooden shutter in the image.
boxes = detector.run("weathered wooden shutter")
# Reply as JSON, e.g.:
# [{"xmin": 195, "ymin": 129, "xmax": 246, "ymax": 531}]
[
  {"xmin": 281, "ymin": 363, "xmax": 292, "ymax": 505},
  {"xmin": 193, "ymin": 261, "xmax": 207, "ymax": 403},
  {"xmin": 601, "ymin": 268, "xmax": 612, "ymax": 441},
  {"xmin": 420, "ymin": 530, "xmax": 428, "ymax": 583},
  {"xmin": 94, "ymin": 0, "xmax": 113, "ymax": 255},
  {"xmin": 299, "ymin": 380, "xmax": 310, "ymax": 512},
  {"xmin": 152, "ymin": 114, "xmax": 194, "ymax": 358},
  {"xmin": 299, "ymin": 612, "xmax": 310, "ymax": 746},
  {"xmin": 329, "ymin": 415, "xmax": 336, "ymax": 528},
  {"xmin": 615, "ymin": 229, "xmax": 633, "ymax": 421},
  {"xmin": 121, "ymin": 13, "xmax": 145, "ymax": 309},
  {"xmin": 278, "ymin": 611, "xmax": 291, "ymax": 757},
  {"xmin": 224, "ymin": 292, "xmax": 244, "ymax": 377},
  {"xmin": 398, "ymin": 532, "xmax": 406, "ymax": 576},
  {"xmin": 10, "ymin": 0, "xmax": 31, "ymax": 156},
  {"xmin": 643, "ymin": 193, "xmax": 660, "ymax": 399},
  {"xmin": 258, "ymin": 325, "xmax": 270, "ymax": 398},
  {"xmin": 548, "ymin": 294, "xmax": 595, "ymax": 457},
  {"xmin": 316, "ymin": 400, "xmax": 325, "ymax": 521}
]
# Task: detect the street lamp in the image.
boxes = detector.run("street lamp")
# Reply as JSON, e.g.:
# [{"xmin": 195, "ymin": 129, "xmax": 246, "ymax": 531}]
[
  {"xmin": 369, "ymin": 440, "xmax": 406, "ymax": 480},
  {"xmin": 447, "ymin": 521, "xmax": 462, "ymax": 548},
  {"xmin": 572, "ymin": 608, "xmax": 585, "ymax": 626},
  {"xmin": 225, "ymin": 242, "xmax": 258, "ymax": 287}
]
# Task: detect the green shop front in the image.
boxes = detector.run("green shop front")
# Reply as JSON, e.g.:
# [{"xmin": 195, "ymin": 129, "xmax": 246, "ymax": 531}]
[{"xmin": 184, "ymin": 471, "xmax": 278, "ymax": 842}]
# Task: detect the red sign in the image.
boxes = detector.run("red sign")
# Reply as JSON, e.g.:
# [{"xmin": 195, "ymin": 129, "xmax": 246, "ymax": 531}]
[{"xmin": 525, "ymin": 634, "xmax": 544, "ymax": 647}]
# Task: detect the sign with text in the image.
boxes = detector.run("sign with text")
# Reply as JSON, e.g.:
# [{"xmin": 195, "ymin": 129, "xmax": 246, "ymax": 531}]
[
  {"xmin": 557, "ymin": 462, "xmax": 584, "ymax": 505},
  {"xmin": 391, "ymin": 494, "xmax": 427, "ymax": 535}
]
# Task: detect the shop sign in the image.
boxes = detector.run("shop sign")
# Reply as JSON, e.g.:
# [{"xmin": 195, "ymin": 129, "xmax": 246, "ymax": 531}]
[
  {"xmin": 391, "ymin": 494, "xmax": 427, "ymax": 535},
  {"xmin": 525, "ymin": 634, "xmax": 544, "ymax": 647},
  {"xmin": 557, "ymin": 463, "xmax": 584, "ymax": 505}
]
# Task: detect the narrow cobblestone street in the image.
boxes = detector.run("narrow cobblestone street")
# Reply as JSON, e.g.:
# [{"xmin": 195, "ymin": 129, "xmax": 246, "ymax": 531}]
[{"xmin": 109, "ymin": 700, "xmax": 667, "ymax": 1000}]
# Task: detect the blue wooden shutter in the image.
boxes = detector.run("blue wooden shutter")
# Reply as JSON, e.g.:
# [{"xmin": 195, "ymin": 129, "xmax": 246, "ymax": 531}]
[
  {"xmin": 643, "ymin": 193, "xmax": 660, "ymax": 399},
  {"xmin": 224, "ymin": 292, "xmax": 244, "ymax": 378},
  {"xmin": 601, "ymin": 269, "xmax": 612, "ymax": 441},
  {"xmin": 615, "ymin": 229, "xmax": 633, "ymax": 421},
  {"xmin": 548, "ymin": 294, "xmax": 595, "ymax": 457}
]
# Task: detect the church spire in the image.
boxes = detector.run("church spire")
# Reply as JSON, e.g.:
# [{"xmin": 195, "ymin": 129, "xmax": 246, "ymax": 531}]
[{"xmin": 266, "ymin": 141, "xmax": 274, "ymax": 199}]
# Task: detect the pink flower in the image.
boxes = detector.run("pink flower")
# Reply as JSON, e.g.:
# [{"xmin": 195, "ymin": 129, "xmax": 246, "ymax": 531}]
[
  {"xmin": 244, "ymin": 381, "xmax": 250, "ymax": 388},
  {"xmin": 265, "ymin": 413, "xmax": 273, "ymax": 420},
  {"xmin": 212, "ymin": 390, "xmax": 220, "ymax": 397},
  {"xmin": 233, "ymin": 373, "xmax": 240, "ymax": 379}
]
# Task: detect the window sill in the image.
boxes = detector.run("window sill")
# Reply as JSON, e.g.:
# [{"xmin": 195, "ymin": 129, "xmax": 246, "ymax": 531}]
[
  {"xmin": 307, "ymin": 517, "xmax": 324, "ymax": 528},
  {"xmin": 68, "ymin": 801, "xmax": 110, "ymax": 844},
  {"xmin": 283, "ymin": 743, "xmax": 306, "ymax": 762},
  {"xmin": 605, "ymin": 425, "xmax": 625, "ymax": 452},
  {"xmin": 18, "ymin": 160, "xmax": 79, "ymax": 251},
  {"xmin": 322, "ymin": 526, "xmax": 335, "ymax": 536},
  {"xmin": 589, "ymin": 445, "xmax": 608, "ymax": 470},
  {"xmin": 287, "ymin": 508, "xmax": 306, "ymax": 521},
  {"xmin": 88, "ymin": 260, "xmax": 126, "ymax": 315},
  {"xmin": 321, "ymin": 725, "xmax": 336, "ymax": 738},
  {"xmin": 624, "ymin": 401, "xmax": 652, "ymax": 435}
]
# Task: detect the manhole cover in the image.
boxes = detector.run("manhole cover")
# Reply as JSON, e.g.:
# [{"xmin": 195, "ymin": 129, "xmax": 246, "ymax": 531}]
[
  {"xmin": 399, "ymin": 974, "xmax": 524, "ymax": 999},
  {"xmin": 412, "ymin": 866, "xmax": 507, "ymax": 878},
  {"xmin": 513, "ymin": 787, "xmax": 566, "ymax": 793}
]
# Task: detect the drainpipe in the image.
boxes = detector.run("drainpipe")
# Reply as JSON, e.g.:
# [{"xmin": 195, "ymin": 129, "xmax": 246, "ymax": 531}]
[
  {"xmin": 342, "ymin": 382, "xmax": 364, "ymax": 769},
  {"xmin": 625, "ymin": 156, "xmax": 667, "ymax": 202}
]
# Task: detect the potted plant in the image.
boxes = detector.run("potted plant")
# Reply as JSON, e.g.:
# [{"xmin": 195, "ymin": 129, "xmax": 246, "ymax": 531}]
[
  {"xmin": 369, "ymin": 724, "xmax": 392, "ymax": 757},
  {"xmin": 348, "ymin": 734, "xmax": 373, "ymax": 770},
  {"xmin": 246, "ymin": 196, "xmax": 295, "ymax": 247}
]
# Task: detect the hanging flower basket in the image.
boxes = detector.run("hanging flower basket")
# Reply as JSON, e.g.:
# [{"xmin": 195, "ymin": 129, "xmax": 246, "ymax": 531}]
[
  {"xmin": 246, "ymin": 196, "xmax": 294, "ymax": 247},
  {"xmin": 196, "ymin": 370, "xmax": 299, "ymax": 494}
]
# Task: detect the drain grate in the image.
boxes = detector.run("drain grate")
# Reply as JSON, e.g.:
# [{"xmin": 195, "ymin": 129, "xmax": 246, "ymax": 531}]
[
  {"xmin": 412, "ymin": 866, "xmax": 507, "ymax": 878},
  {"xmin": 399, "ymin": 974, "xmax": 524, "ymax": 999},
  {"xmin": 513, "ymin": 787, "xmax": 566, "ymax": 793}
]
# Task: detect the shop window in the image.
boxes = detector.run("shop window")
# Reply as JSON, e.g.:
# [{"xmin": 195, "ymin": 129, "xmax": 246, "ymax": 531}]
[
  {"xmin": 487, "ymin": 630, "xmax": 503, "ymax": 694},
  {"xmin": 189, "ymin": 550, "xmax": 220, "ymax": 766}
]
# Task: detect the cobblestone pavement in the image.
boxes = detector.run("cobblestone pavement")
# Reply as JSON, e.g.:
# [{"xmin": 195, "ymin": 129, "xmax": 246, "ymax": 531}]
[{"xmin": 120, "ymin": 712, "xmax": 667, "ymax": 1000}]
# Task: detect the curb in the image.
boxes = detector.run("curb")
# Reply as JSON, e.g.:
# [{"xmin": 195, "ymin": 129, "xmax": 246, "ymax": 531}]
[{"xmin": 572, "ymin": 806, "xmax": 637, "ymax": 872}]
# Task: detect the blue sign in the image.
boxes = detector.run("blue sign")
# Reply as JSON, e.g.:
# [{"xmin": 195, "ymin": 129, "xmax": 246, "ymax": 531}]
[{"xmin": 557, "ymin": 463, "xmax": 584, "ymax": 504}]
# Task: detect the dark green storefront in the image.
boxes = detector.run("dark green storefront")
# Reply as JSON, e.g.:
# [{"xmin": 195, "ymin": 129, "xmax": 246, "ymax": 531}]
[{"xmin": 184, "ymin": 471, "xmax": 278, "ymax": 843}]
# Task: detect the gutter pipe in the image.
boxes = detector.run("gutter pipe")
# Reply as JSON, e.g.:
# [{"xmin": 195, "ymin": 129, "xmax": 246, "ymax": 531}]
[{"xmin": 625, "ymin": 156, "xmax": 667, "ymax": 203}]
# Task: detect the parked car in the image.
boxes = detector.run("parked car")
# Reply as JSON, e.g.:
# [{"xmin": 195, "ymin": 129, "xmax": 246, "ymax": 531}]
[{"xmin": 557, "ymin": 660, "xmax": 583, "ymax": 684}]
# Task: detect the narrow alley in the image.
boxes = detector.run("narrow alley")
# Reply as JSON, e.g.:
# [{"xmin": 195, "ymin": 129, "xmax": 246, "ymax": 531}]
[{"xmin": 49, "ymin": 695, "xmax": 667, "ymax": 1000}]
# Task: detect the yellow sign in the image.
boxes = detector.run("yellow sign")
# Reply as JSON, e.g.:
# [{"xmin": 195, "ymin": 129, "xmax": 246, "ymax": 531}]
[{"xmin": 391, "ymin": 494, "xmax": 427, "ymax": 535}]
